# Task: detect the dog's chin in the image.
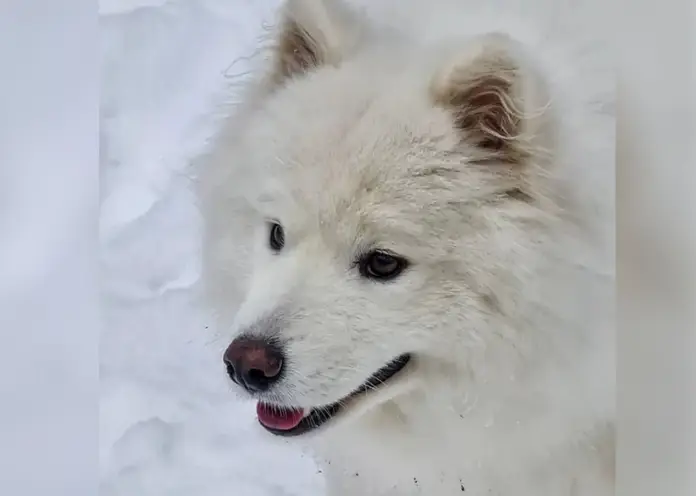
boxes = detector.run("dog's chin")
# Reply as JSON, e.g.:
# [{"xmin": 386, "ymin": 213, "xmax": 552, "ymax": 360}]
[{"xmin": 256, "ymin": 353, "xmax": 414, "ymax": 438}]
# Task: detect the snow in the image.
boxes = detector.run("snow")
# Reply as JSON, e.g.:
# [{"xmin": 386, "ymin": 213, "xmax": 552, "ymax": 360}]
[{"xmin": 99, "ymin": 1, "xmax": 323, "ymax": 494}]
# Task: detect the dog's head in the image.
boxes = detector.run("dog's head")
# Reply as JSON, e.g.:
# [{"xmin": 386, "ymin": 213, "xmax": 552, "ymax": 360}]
[{"xmin": 202, "ymin": 0, "xmax": 577, "ymax": 437}]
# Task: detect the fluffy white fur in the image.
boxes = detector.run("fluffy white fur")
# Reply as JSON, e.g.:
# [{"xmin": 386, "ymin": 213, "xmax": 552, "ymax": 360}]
[{"xmin": 198, "ymin": 0, "xmax": 615, "ymax": 494}]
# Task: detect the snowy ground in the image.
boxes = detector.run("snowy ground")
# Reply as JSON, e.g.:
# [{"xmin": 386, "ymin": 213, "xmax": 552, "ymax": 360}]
[{"xmin": 99, "ymin": 1, "xmax": 323, "ymax": 494}]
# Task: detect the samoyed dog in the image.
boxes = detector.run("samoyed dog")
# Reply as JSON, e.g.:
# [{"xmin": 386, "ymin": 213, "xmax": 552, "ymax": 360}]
[{"xmin": 198, "ymin": 0, "xmax": 614, "ymax": 494}]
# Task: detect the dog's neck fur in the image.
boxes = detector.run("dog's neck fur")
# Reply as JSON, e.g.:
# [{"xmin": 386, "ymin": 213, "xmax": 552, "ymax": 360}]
[{"xmin": 313, "ymin": 389, "xmax": 613, "ymax": 495}]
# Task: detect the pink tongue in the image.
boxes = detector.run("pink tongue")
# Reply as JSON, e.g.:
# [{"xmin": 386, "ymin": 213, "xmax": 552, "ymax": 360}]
[{"xmin": 256, "ymin": 402, "xmax": 305, "ymax": 431}]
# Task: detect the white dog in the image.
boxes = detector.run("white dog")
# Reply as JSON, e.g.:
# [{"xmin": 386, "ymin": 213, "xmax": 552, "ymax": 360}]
[{"xmin": 198, "ymin": 0, "xmax": 614, "ymax": 494}]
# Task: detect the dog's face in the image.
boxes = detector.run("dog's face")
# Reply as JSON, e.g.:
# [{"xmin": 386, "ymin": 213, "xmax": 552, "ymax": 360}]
[{"xmin": 203, "ymin": 0, "xmax": 559, "ymax": 436}]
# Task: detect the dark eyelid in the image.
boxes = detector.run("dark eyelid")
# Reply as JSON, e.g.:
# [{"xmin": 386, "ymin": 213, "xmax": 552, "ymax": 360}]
[{"xmin": 352, "ymin": 247, "xmax": 399, "ymax": 266}]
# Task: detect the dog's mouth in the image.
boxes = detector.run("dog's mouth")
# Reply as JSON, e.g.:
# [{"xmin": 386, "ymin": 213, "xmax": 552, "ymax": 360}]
[{"xmin": 256, "ymin": 353, "xmax": 412, "ymax": 436}]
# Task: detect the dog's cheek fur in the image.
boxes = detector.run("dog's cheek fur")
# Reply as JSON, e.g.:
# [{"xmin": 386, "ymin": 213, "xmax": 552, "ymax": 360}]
[
  {"xmin": 227, "ymin": 203, "xmax": 549, "ymax": 408},
  {"xmin": 227, "ymin": 243, "xmax": 471, "ymax": 406}
]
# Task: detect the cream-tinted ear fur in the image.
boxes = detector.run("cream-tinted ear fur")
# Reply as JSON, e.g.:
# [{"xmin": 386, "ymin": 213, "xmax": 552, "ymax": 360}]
[
  {"xmin": 430, "ymin": 33, "xmax": 550, "ymax": 165},
  {"xmin": 269, "ymin": 0, "xmax": 368, "ymax": 87}
]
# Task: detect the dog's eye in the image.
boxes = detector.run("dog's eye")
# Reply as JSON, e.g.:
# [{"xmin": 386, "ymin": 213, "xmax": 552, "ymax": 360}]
[
  {"xmin": 359, "ymin": 251, "xmax": 408, "ymax": 281},
  {"xmin": 268, "ymin": 222, "xmax": 285, "ymax": 252}
]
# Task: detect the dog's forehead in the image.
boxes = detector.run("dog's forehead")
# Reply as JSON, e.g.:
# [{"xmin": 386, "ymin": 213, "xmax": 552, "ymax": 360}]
[
  {"xmin": 256, "ymin": 70, "xmax": 463, "ymax": 225},
  {"xmin": 236, "ymin": 63, "xmax": 494, "ymax": 257}
]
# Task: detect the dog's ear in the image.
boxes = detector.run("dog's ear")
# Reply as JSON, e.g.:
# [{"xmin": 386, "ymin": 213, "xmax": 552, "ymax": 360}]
[
  {"xmin": 430, "ymin": 33, "xmax": 548, "ymax": 165},
  {"xmin": 268, "ymin": 0, "xmax": 367, "ymax": 87}
]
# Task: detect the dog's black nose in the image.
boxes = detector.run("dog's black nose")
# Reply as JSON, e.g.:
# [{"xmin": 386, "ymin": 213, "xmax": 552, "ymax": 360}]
[{"xmin": 223, "ymin": 337, "xmax": 284, "ymax": 393}]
